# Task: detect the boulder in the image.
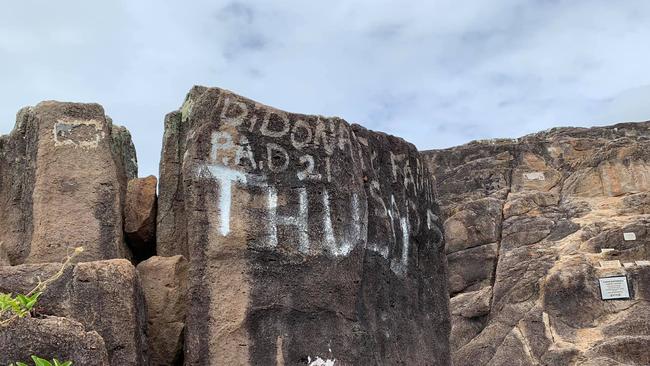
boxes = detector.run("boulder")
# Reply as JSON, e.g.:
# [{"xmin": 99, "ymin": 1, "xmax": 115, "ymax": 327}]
[
  {"xmin": 424, "ymin": 122, "xmax": 650, "ymax": 365},
  {"xmin": 0, "ymin": 316, "xmax": 110, "ymax": 366},
  {"xmin": 0, "ymin": 102, "xmax": 137, "ymax": 265},
  {"xmin": 0, "ymin": 259, "xmax": 148, "ymax": 365},
  {"xmin": 157, "ymin": 86, "xmax": 450, "ymax": 365},
  {"xmin": 137, "ymin": 255, "xmax": 188, "ymax": 365},
  {"xmin": 125, "ymin": 175, "xmax": 158, "ymax": 260}
]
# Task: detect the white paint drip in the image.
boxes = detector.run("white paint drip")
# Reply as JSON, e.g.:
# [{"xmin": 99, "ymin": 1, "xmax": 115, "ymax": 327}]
[
  {"xmin": 268, "ymin": 187, "xmax": 279, "ymax": 248},
  {"xmin": 322, "ymin": 189, "xmax": 337, "ymax": 254},
  {"xmin": 307, "ymin": 356, "xmax": 336, "ymax": 366},
  {"xmin": 400, "ymin": 217, "xmax": 410, "ymax": 268}
]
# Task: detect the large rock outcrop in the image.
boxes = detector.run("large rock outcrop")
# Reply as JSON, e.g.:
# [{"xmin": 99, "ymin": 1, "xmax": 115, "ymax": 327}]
[
  {"xmin": 424, "ymin": 122, "xmax": 650, "ymax": 366},
  {"xmin": 157, "ymin": 86, "xmax": 450, "ymax": 365},
  {"xmin": 0, "ymin": 101, "xmax": 137, "ymax": 264},
  {"xmin": 0, "ymin": 102, "xmax": 147, "ymax": 365}
]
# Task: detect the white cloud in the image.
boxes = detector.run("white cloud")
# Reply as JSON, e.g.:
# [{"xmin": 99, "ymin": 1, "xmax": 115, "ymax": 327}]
[{"xmin": 1, "ymin": 1, "xmax": 650, "ymax": 175}]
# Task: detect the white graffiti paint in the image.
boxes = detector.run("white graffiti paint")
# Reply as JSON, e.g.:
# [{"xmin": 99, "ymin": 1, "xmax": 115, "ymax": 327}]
[
  {"xmin": 53, "ymin": 119, "xmax": 105, "ymax": 148},
  {"xmin": 221, "ymin": 97, "xmax": 249, "ymax": 127},
  {"xmin": 211, "ymin": 131, "xmax": 234, "ymax": 165},
  {"xmin": 297, "ymin": 155, "xmax": 321, "ymax": 181},
  {"xmin": 260, "ymin": 111, "xmax": 291, "ymax": 138},
  {"xmin": 267, "ymin": 186, "xmax": 309, "ymax": 253},
  {"xmin": 524, "ymin": 171, "xmax": 545, "ymax": 181},
  {"xmin": 307, "ymin": 356, "xmax": 336, "ymax": 366},
  {"xmin": 291, "ymin": 119, "xmax": 313, "ymax": 150},
  {"xmin": 204, "ymin": 165, "xmax": 247, "ymax": 236},
  {"xmin": 321, "ymin": 190, "xmax": 360, "ymax": 257},
  {"xmin": 266, "ymin": 143, "xmax": 290, "ymax": 172}
]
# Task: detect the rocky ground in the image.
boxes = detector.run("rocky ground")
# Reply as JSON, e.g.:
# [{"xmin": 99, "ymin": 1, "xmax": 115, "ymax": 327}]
[{"xmin": 425, "ymin": 123, "xmax": 650, "ymax": 366}]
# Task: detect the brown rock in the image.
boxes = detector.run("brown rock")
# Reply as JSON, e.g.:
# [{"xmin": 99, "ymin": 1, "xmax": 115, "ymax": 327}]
[
  {"xmin": 0, "ymin": 102, "xmax": 137, "ymax": 265},
  {"xmin": 444, "ymin": 197, "xmax": 503, "ymax": 254},
  {"xmin": 0, "ymin": 259, "xmax": 148, "ymax": 365},
  {"xmin": 125, "ymin": 175, "xmax": 158, "ymax": 260},
  {"xmin": 450, "ymin": 286, "xmax": 492, "ymax": 319},
  {"xmin": 447, "ymin": 243, "xmax": 498, "ymax": 295},
  {"xmin": 0, "ymin": 316, "xmax": 110, "ymax": 366},
  {"xmin": 424, "ymin": 121, "xmax": 650, "ymax": 365},
  {"xmin": 137, "ymin": 255, "xmax": 188, "ymax": 365},
  {"xmin": 157, "ymin": 86, "xmax": 450, "ymax": 365}
]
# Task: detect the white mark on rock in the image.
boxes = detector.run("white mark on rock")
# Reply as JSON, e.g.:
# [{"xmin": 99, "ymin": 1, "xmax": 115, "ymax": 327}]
[
  {"xmin": 321, "ymin": 190, "xmax": 354, "ymax": 256},
  {"xmin": 291, "ymin": 119, "xmax": 313, "ymax": 150},
  {"xmin": 307, "ymin": 356, "xmax": 336, "ymax": 366},
  {"xmin": 234, "ymin": 136, "xmax": 257, "ymax": 169},
  {"xmin": 268, "ymin": 187, "xmax": 309, "ymax": 253},
  {"xmin": 297, "ymin": 155, "xmax": 321, "ymax": 181},
  {"xmin": 313, "ymin": 118, "xmax": 336, "ymax": 155},
  {"xmin": 53, "ymin": 119, "xmax": 105, "ymax": 148},
  {"xmin": 523, "ymin": 172, "xmax": 545, "ymax": 181},
  {"xmin": 322, "ymin": 189, "xmax": 337, "ymax": 254},
  {"xmin": 267, "ymin": 143, "xmax": 290, "ymax": 172},
  {"xmin": 211, "ymin": 131, "xmax": 235, "ymax": 165},
  {"xmin": 400, "ymin": 217, "xmax": 410, "ymax": 267},
  {"xmin": 204, "ymin": 165, "xmax": 247, "ymax": 236},
  {"xmin": 623, "ymin": 232, "xmax": 636, "ymax": 241},
  {"xmin": 260, "ymin": 111, "xmax": 290, "ymax": 138},
  {"xmin": 427, "ymin": 209, "xmax": 439, "ymax": 230},
  {"xmin": 367, "ymin": 243, "xmax": 389, "ymax": 258},
  {"xmin": 220, "ymin": 97, "xmax": 248, "ymax": 127}
]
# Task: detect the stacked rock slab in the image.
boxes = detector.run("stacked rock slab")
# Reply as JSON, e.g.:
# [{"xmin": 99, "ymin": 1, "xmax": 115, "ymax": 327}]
[
  {"xmin": 424, "ymin": 122, "xmax": 650, "ymax": 366},
  {"xmin": 0, "ymin": 102, "xmax": 148, "ymax": 365},
  {"xmin": 0, "ymin": 101, "xmax": 135, "ymax": 264},
  {"xmin": 157, "ymin": 86, "xmax": 450, "ymax": 365},
  {"xmin": 0, "ymin": 260, "xmax": 148, "ymax": 365}
]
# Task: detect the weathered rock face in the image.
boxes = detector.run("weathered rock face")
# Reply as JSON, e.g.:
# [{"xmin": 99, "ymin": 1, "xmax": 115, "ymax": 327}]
[
  {"xmin": 137, "ymin": 255, "xmax": 188, "ymax": 366},
  {"xmin": 157, "ymin": 86, "xmax": 450, "ymax": 365},
  {"xmin": 0, "ymin": 101, "xmax": 137, "ymax": 264},
  {"xmin": 424, "ymin": 122, "xmax": 650, "ymax": 366},
  {"xmin": 0, "ymin": 101, "xmax": 147, "ymax": 364},
  {"xmin": 125, "ymin": 175, "xmax": 158, "ymax": 261},
  {"xmin": 0, "ymin": 317, "xmax": 110, "ymax": 366},
  {"xmin": 0, "ymin": 259, "xmax": 149, "ymax": 365}
]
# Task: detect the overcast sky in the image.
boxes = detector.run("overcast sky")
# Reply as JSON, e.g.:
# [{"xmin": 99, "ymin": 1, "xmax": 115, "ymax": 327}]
[{"xmin": 2, "ymin": 1, "xmax": 650, "ymax": 177}]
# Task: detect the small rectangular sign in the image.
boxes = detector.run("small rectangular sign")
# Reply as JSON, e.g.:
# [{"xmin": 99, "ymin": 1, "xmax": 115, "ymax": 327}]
[
  {"xmin": 599, "ymin": 276, "xmax": 630, "ymax": 300},
  {"xmin": 623, "ymin": 232, "xmax": 636, "ymax": 241}
]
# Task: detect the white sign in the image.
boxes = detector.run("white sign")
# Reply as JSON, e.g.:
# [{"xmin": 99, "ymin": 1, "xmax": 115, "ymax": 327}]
[
  {"xmin": 623, "ymin": 232, "xmax": 636, "ymax": 241},
  {"xmin": 599, "ymin": 276, "xmax": 630, "ymax": 300}
]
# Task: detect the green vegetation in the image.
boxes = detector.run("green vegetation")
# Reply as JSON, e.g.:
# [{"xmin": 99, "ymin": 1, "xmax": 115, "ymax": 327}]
[
  {"xmin": 10, "ymin": 356, "xmax": 72, "ymax": 366},
  {"xmin": 1, "ymin": 246, "xmax": 83, "ymax": 366}
]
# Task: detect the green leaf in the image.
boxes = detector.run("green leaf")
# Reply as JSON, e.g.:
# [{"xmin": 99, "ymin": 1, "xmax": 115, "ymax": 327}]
[
  {"xmin": 31, "ymin": 356, "xmax": 53, "ymax": 366},
  {"xmin": 53, "ymin": 359, "xmax": 72, "ymax": 366},
  {"xmin": 16, "ymin": 294, "xmax": 30, "ymax": 307},
  {"xmin": 15, "ymin": 362, "xmax": 29, "ymax": 366}
]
